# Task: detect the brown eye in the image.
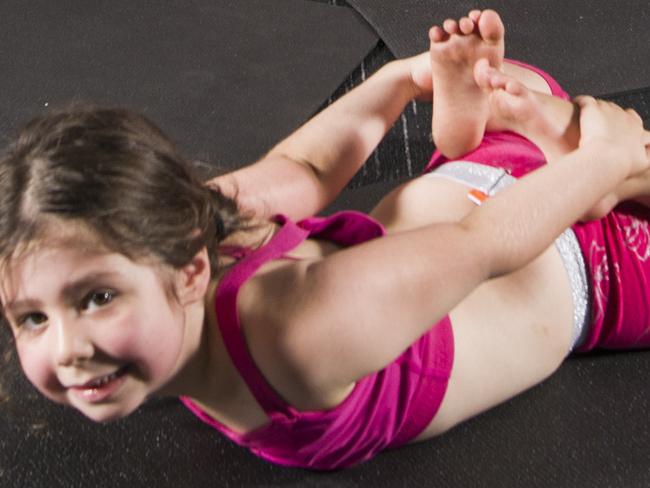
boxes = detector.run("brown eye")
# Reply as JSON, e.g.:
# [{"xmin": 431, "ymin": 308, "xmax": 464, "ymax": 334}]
[
  {"xmin": 17, "ymin": 312, "xmax": 48, "ymax": 331},
  {"xmin": 82, "ymin": 290, "xmax": 116, "ymax": 311}
]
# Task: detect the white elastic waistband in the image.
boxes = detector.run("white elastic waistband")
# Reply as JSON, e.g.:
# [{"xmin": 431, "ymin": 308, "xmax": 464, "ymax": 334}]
[{"xmin": 424, "ymin": 160, "xmax": 515, "ymax": 195}]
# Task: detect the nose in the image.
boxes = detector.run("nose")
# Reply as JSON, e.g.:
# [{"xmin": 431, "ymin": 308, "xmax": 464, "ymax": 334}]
[{"xmin": 52, "ymin": 314, "xmax": 94, "ymax": 367}]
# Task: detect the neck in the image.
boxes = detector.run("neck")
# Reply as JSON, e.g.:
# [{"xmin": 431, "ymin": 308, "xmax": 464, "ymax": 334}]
[
  {"xmin": 221, "ymin": 220, "xmax": 278, "ymax": 250},
  {"xmin": 155, "ymin": 280, "xmax": 231, "ymax": 404},
  {"xmin": 155, "ymin": 223, "xmax": 279, "ymax": 410}
]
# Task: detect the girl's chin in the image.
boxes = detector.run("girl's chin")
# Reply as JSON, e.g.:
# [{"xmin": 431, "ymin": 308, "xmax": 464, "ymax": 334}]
[
  {"xmin": 70, "ymin": 386, "xmax": 146, "ymax": 423},
  {"xmin": 77, "ymin": 398, "xmax": 142, "ymax": 423}
]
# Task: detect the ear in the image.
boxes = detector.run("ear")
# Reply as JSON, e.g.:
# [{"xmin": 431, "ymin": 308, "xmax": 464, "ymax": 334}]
[{"xmin": 175, "ymin": 247, "xmax": 211, "ymax": 306}]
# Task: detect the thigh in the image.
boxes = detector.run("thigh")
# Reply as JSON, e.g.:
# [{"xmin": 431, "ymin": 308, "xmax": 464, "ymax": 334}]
[
  {"xmin": 372, "ymin": 168, "xmax": 574, "ymax": 440},
  {"xmin": 370, "ymin": 174, "xmax": 475, "ymax": 232},
  {"xmin": 503, "ymin": 61, "xmax": 552, "ymax": 95},
  {"xmin": 413, "ymin": 243, "xmax": 574, "ymax": 440}
]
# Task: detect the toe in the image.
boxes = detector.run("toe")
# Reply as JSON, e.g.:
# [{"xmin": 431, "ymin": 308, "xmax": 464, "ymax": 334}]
[
  {"xmin": 429, "ymin": 25, "xmax": 447, "ymax": 43},
  {"xmin": 459, "ymin": 17, "xmax": 475, "ymax": 35},
  {"xmin": 468, "ymin": 10, "xmax": 481, "ymax": 22},
  {"xmin": 443, "ymin": 18, "xmax": 459, "ymax": 35},
  {"xmin": 477, "ymin": 9, "xmax": 505, "ymax": 43}
]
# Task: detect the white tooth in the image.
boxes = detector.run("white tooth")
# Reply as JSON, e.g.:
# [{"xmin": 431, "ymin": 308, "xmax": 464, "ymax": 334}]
[{"xmin": 88, "ymin": 372, "xmax": 116, "ymax": 388}]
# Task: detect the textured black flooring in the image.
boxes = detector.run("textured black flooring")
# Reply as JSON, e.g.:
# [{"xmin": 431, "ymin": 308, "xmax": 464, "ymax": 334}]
[
  {"xmin": 603, "ymin": 86, "xmax": 650, "ymax": 124},
  {"xmin": 325, "ymin": 42, "xmax": 650, "ymax": 192},
  {"xmin": 324, "ymin": 42, "xmax": 433, "ymax": 189},
  {"xmin": 3, "ymin": 1, "xmax": 650, "ymax": 487},
  {"xmin": 0, "ymin": 0, "xmax": 377, "ymax": 171},
  {"xmin": 311, "ymin": 0, "xmax": 650, "ymax": 190},
  {"xmin": 347, "ymin": 0, "xmax": 650, "ymax": 96}
]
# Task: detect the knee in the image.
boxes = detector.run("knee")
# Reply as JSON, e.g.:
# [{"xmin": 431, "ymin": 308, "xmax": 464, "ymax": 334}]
[{"xmin": 370, "ymin": 176, "xmax": 472, "ymax": 232}]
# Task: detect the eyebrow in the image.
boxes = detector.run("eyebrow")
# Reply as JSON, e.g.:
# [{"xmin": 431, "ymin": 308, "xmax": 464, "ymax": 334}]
[{"xmin": 4, "ymin": 271, "xmax": 123, "ymax": 314}]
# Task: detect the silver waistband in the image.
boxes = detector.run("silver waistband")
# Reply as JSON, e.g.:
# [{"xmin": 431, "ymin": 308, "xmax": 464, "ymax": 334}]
[
  {"xmin": 424, "ymin": 160, "xmax": 515, "ymax": 196},
  {"xmin": 425, "ymin": 161, "xmax": 589, "ymax": 350}
]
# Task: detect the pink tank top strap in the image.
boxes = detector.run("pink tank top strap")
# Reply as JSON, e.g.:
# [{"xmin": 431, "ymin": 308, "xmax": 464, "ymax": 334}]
[{"xmin": 215, "ymin": 214, "xmax": 310, "ymax": 417}]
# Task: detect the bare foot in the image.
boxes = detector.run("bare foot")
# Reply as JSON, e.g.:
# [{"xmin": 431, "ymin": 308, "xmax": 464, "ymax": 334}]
[
  {"xmin": 474, "ymin": 59, "xmax": 578, "ymax": 162},
  {"xmin": 430, "ymin": 9, "xmax": 504, "ymax": 158}
]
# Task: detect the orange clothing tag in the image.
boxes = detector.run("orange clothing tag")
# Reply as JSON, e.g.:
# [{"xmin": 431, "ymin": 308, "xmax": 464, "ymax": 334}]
[{"xmin": 467, "ymin": 189, "xmax": 488, "ymax": 205}]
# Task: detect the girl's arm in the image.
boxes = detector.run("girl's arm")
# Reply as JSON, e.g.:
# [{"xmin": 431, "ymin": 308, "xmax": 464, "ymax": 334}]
[
  {"xmin": 206, "ymin": 54, "xmax": 429, "ymax": 221},
  {"xmin": 245, "ymin": 98, "xmax": 648, "ymax": 398},
  {"xmin": 510, "ymin": 91, "xmax": 650, "ymax": 219},
  {"xmin": 585, "ymin": 130, "xmax": 650, "ymax": 218}
]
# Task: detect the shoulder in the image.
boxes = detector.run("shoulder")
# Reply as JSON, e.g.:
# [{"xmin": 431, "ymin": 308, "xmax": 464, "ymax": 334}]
[{"xmin": 236, "ymin": 257, "xmax": 354, "ymax": 410}]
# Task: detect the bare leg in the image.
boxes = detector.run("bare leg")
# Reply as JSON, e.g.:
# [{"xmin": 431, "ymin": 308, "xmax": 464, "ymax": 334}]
[
  {"xmin": 428, "ymin": 9, "xmax": 650, "ymax": 217},
  {"xmin": 429, "ymin": 9, "xmax": 504, "ymax": 158},
  {"xmin": 475, "ymin": 60, "xmax": 650, "ymax": 219},
  {"xmin": 475, "ymin": 59, "xmax": 580, "ymax": 162},
  {"xmin": 425, "ymin": 8, "xmax": 566, "ymax": 158}
]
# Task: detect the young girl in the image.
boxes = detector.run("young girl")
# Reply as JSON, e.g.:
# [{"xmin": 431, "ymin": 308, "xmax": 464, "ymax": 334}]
[{"xmin": 1, "ymin": 9, "xmax": 648, "ymax": 470}]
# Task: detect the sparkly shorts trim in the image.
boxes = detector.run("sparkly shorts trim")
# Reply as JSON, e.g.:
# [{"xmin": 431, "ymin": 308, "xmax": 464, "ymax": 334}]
[{"xmin": 424, "ymin": 161, "xmax": 590, "ymax": 349}]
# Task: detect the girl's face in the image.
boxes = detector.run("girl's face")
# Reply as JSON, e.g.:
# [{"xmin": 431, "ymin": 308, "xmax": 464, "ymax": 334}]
[{"xmin": 1, "ymin": 242, "xmax": 199, "ymax": 422}]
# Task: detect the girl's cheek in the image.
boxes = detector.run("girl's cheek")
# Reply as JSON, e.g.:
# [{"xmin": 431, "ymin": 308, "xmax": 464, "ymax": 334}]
[
  {"xmin": 88, "ymin": 303, "xmax": 141, "ymax": 359},
  {"xmin": 16, "ymin": 342, "xmax": 65, "ymax": 403},
  {"xmin": 94, "ymin": 311, "xmax": 165, "ymax": 377},
  {"xmin": 116, "ymin": 307, "xmax": 184, "ymax": 380},
  {"xmin": 99, "ymin": 314, "xmax": 139, "ymax": 357},
  {"xmin": 16, "ymin": 342, "xmax": 43, "ymax": 384}
]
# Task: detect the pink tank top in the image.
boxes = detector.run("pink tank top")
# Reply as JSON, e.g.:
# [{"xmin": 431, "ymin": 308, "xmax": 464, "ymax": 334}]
[{"xmin": 180, "ymin": 211, "xmax": 454, "ymax": 469}]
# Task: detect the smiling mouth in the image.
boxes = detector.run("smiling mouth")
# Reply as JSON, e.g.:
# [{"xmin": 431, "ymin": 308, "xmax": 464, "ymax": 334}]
[
  {"xmin": 82, "ymin": 366, "xmax": 129, "ymax": 388},
  {"xmin": 70, "ymin": 365, "xmax": 130, "ymax": 403}
]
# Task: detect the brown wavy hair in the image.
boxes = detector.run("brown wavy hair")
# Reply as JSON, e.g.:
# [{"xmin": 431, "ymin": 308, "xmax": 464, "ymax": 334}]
[{"xmin": 0, "ymin": 104, "xmax": 254, "ymax": 405}]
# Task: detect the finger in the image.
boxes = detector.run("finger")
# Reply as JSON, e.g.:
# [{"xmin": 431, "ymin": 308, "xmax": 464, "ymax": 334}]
[
  {"xmin": 573, "ymin": 95, "xmax": 597, "ymax": 108},
  {"xmin": 626, "ymin": 108, "xmax": 643, "ymax": 124},
  {"xmin": 603, "ymin": 99, "xmax": 623, "ymax": 111},
  {"xmin": 488, "ymin": 69, "xmax": 509, "ymax": 90},
  {"xmin": 505, "ymin": 80, "xmax": 524, "ymax": 96},
  {"xmin": 473, "ymin": 58, "xmax": 491, "ymax": 88}
]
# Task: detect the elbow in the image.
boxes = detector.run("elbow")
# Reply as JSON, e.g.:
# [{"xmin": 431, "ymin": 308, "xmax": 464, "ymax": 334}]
[
  {"xmin": 456, "ymin": 209, "xmax": 529, "ymax": 282},
  {"xmin": 456, "ymin": 216, "xmax": 498, "ymax": 282}
]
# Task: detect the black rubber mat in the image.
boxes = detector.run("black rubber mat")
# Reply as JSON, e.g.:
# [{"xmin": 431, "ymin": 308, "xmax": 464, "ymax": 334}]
[
  {"xmin": 4, "ymin": 334, "xmax": 650, "ymax": 487},
  {"xmin": 321, "ymin": 42, "xmax": 650, "ymax": 191},
  {"xmin": 347, "ymin": 0, "xmax": 650, "ymax": 96},
  {"xmin": 4, "ymin": 2, "xmax": 650, "ymax": 487},
  {"xmin": 319, "ymin": 42, "xmax": 434, "ymax": 190},
  {"xmin": 603, "ymin": 86, "xmax": 650, "ymax": 124},
  {"xmin": 0, "ymin": 0, "xmax": 377, "ymax": 170}
]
